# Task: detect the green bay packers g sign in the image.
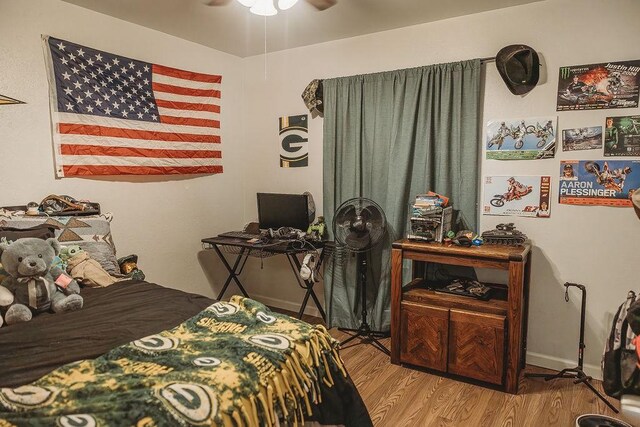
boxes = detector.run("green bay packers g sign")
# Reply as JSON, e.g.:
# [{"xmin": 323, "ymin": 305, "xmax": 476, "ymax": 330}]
[{"xmin": 279, "ymin": 114, "xmax": 308, "ymax": 167}]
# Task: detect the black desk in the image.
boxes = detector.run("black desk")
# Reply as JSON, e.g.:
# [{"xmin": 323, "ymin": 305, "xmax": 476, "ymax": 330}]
[{"xmin": 201, "ymin": 236, "xmax": 327, "ymax": 321}]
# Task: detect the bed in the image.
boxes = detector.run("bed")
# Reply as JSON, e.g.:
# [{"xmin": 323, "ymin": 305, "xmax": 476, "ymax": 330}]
[{"xmin": 0, "ymin": 279, "xmax": 371, "ymax": 426}]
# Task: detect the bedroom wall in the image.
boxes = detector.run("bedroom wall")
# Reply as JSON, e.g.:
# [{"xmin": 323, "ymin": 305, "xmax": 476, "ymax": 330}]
[
  {"xmin": 239, "ymin": 0, "xmax": 640, "ymax": 377},
  {"xmin": 0, "ymin": 0, "xmax": 245, "ymax": 298}
]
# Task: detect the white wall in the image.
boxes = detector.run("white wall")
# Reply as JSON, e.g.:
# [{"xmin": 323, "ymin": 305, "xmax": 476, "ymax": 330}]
[
  {"xmin": 0, "ymin": 0, "xmax": 245, "ymax": 298},
  {"xmin": 239, "ymin": 0, "xmax": 640, "ymax": 376}
]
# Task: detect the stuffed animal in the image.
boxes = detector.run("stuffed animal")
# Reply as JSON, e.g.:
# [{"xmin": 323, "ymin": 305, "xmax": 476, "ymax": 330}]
[
  {"xmin": 66, "ymin": 247, "xmax": 118, "ymax": 288},
  {"xmin": 52, "ymin": 244, "xmax": 84, "ymax": 272},
  {"xmin": 0, "ymin": 237, "xmax": 83, "ymax": 325}
]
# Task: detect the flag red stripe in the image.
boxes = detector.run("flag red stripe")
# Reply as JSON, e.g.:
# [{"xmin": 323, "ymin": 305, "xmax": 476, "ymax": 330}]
[
  {"xmin": 152, "ymin": 82, "xmax": 221, "ymax": 98},
  {"xmin": 59, "ymin": 123, "xmax": 221, "ymax": 143},
  {"xmin": 160, "ymin": 116, "xmax": 220, "ymax": 128},
  {"xmin": 63, "ymin": 164, "xmax": 223, "ymax": 176},
  {"xmin": 60, "ymin": 144, "xmax": 221, "ymax": 159},
  {"xmin": 156, "ymin": 99, "xmax": 220, "ymax": 113},
  {"xmin": 153, "ymin": 64, "xmax": 222, "ymax": 84}
]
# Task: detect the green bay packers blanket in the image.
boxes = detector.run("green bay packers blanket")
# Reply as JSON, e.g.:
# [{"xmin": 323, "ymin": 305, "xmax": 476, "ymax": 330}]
[{"xmin": 0, "ymin": 296, "xmax": 353, "ymax": 427}]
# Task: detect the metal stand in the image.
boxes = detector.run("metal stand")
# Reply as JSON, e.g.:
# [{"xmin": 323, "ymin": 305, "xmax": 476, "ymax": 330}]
[
  {"xmin": 339, "ymin": 252, "xmax": 390, "ymax": 355},
  {"xmin": 525, "ymin": 282, "xmax": 618, "ymax": 413}
]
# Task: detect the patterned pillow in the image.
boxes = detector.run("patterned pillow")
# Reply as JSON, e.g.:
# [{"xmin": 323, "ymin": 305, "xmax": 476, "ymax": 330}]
[{"xmin": 0, "ymin": 210, "xmax": 120, "ymax": 275}]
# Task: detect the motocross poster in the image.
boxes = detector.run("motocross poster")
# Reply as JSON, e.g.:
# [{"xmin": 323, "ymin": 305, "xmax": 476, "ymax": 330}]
[
  {"xmin": 604, "ymin": 115, "xmax": 640, "ymax": 156},
  {"xmin": 562, "ymin": 126, "xmax": 602, "ymax": 151},
  {"xmin": 556, "ymin": 60, "xmax": 640, "ymax": 111},
  {"xmin": 483, "ymin": 175, "xmax": 551, "ymax": 218},
  {"xmin": 558, "ymin": 160, "xmax": 640, "ymax": 207},
  {"xmin": 486, "ymin": 117, "xmax": 556, "ymax": 160}
]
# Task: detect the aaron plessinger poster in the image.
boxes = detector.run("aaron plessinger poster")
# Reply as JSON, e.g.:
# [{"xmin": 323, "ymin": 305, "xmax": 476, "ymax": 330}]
[
  {"xmin": 556, "ymin": 60, "xmax": 640, "ymax": 111},
  {"xmin": 559, "ymin": 160, "xmax": 640, "ymax": 207},
  {"xmin": 279, "ymin": 114, "xmax": 308, "ymax": 167}
]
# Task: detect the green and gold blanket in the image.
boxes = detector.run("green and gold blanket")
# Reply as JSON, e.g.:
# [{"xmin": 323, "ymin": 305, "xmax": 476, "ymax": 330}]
[{"xmin": 0, "ymin": 296, "xmax": 347, "ymax": 427}]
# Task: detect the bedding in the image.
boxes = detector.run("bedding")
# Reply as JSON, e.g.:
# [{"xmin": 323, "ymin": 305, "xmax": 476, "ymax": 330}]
[
  {"xmin": 0, "ymin": 281, "xmax": 371, "ymax": 426},
  {"xmin": 0, "ymin": 210, "xmax": 120, "ymax": 274}
]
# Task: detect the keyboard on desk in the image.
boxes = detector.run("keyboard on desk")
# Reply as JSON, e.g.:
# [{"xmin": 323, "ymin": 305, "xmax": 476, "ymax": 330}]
[{"xmin": 217, "ymin": 231, "xmax": 261, "ymax": 240}]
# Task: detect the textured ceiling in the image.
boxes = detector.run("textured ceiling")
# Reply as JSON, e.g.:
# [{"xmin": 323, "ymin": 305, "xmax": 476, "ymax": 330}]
[{"xmin": 62, "ymin": 0, "xmax": 543, "ymax": 57}]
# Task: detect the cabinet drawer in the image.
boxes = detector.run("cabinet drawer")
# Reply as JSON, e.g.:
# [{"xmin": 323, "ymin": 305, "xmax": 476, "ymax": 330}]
[
  {"xmin": 448, "ymin": 309, "xmax": 505, "ymax": 385},
  {"xmin": 400, "ymin": 301, "xmax": 448, "ymax": 371}
]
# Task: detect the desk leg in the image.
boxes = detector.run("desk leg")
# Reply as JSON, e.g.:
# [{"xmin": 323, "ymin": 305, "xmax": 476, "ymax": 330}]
[
  {"xmin": 289, "ymin": 254, "xmax": 326, "ymax": 321},
  {"xmin": 212, "ymin": 245, "xmax": 250, "ymax": 300}
]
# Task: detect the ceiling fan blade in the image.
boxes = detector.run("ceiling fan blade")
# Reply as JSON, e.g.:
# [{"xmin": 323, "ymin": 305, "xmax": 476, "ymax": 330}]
[
  {"xmin": 203, "ymin": 0, "xmax": 233, "ymax": 6},
  {"xmin": 305, "ymin": 0, "xmax": 337, "ymax": 11}
]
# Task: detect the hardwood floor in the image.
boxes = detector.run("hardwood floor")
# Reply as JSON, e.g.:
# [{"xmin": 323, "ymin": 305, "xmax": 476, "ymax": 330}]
[
  {"xmin": 270, "ymin": 307, "xmax": 622, "ymax": 426},
  {"xmin": 332, "ymin": 330, "xmax": 620, "ymax": 427}
]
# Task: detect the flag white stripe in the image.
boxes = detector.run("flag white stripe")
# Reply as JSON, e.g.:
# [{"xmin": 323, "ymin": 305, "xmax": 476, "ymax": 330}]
[
  {"xmin": 157, "ymin": 107, "xmax": 218, "ymax": 120},
  {"xmin": 153, "ymin": 92, "xmax": 220, "ymax": 104},
  {"xmin": 152, "ymin": 73, "xmax": 220, "ymax": 91},
  {"xmin": 59, "ymin": 134, "xmax": 219, "ymax": 151},
  {"xmin": 59, "ymin": 155, "xmax": 222, "ymax": 167},
  {"xmin": 56, "ymin": 112, "xmax": 220, "ymax": 136}
]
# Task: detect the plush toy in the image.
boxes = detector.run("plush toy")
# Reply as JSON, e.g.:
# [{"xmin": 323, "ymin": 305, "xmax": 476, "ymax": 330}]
[
  {"xmin": 0, "ymin": 237, "xmax": 83, "ymax": 325},
  {"xmin": 66, "ymin": 246, "xmax": 118, "ymax": 288},
  {"xmin": 52, "ymin": 244, "xmax": 83, "ymax": 272}
]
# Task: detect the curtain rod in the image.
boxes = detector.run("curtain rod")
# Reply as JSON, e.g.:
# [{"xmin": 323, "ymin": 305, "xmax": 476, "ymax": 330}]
[{"xmin": 480, "ymin": 57, "xmax": 496, "ymax": 64}]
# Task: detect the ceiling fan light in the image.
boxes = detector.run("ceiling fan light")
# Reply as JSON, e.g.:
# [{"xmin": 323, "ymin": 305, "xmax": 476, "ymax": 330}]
[
  {"xmin": 250, "ymin": 0, "xmax": 278, "ymax": 15},
  {"xmin": 237, "ymin": 0, "xmax": 258, "ymax": 7},
  {"xmin": 277, "ymin": 0, "xmax": 298, "ymax": 10}
]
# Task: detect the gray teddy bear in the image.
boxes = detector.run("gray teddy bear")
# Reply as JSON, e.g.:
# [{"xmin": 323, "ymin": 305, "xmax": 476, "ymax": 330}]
[{"xmin": 0, "ymin": 237, "xmax": 83, "ymax": 326}]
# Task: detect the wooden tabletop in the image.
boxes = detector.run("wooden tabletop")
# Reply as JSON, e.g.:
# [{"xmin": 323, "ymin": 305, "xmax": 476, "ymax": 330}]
[{"xmin": 392, "ymin": 239, "xmax": 531, "ymax": 262}]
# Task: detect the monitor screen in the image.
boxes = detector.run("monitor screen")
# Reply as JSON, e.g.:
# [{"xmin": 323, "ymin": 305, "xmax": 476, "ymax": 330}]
[{"xmin": 257, "ymin": 193, "xmax": 310, "ymax": 231}]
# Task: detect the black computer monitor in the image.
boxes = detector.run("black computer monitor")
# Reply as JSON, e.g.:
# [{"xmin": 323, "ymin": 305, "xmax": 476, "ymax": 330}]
[{"xmin": 257, "ymin": 193, "xmax": 310, "ymax": 231}]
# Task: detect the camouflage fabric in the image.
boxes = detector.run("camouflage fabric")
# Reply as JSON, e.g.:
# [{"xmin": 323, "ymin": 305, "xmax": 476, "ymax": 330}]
[{"xmin": 0, "ymin": 296, "xmax": 346, "ymax": 427}]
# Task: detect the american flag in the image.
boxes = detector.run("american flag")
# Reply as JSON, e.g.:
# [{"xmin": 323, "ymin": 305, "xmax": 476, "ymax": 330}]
[{"xmin": 43, "ymin": 36, "xmax": 222, "ymax": 177}]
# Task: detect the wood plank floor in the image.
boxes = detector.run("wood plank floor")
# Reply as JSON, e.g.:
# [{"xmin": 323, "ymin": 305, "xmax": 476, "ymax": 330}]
[
  {"xmin": 331, "ymin": 330, "xmax": 620, "ymax": 427},
  {"xmin": 270, "ymin": 309, "xmax": 621, "ymax": 426}
]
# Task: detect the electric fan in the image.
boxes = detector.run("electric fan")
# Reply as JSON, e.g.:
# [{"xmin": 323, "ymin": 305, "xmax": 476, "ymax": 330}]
[{"xmin": 333, "ymin": 197, "xmax": 389, "ymax": 355}]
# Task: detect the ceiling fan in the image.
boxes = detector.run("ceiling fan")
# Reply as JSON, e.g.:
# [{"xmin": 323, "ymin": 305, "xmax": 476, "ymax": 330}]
[{"xmin": 204, "ymin": 0, "xmax": 337, "ymax": 12}]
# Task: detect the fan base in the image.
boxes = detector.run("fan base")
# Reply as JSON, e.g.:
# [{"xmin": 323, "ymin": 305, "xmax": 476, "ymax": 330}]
[{"xmin": 339, "ymin": 325, "xmax": 390, "ymax": 355}]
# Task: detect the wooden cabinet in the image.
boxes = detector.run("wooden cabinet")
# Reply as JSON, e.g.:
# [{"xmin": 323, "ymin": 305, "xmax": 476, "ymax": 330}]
[
  {"xmin": 391, "ymin": 240, "xmax": 531, "ymax": 394},
  {"xmin": 400, "ymin": 301, "xmax": 448, "ymax": 371}
]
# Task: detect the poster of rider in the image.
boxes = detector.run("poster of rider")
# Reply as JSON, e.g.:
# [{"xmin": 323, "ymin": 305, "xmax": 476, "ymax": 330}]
[
  {"xmin": 483, "ymin": 175, "xmax": 551, "ymax": 218},
  {"xmin": 562, "ymin": 126, "xmax": 603, "ymax": 151},
  {"xmin": 486, "ymin": 117, "xmax": 556, "ymax": 160},
  {"xmin": 559, "ymin": 160, "xmax": 640, "ymax": 207},
  {"xmin": 604, "ymin": 115, "xmax": 640, "ymax": 157},
  {"xmin": 556, "ymin": 60, "xmax": 640, "ymax": 111}
]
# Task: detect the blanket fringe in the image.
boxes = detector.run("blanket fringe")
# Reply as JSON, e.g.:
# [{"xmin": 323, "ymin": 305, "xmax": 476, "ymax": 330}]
[{"xmin": 223, "ymin": 324, "xmax": 346, "ymax": 426}]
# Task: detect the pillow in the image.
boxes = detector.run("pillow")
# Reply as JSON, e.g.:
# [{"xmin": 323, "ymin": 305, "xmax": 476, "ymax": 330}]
[
  {"xmin": 0, "ymin": 224, "xmax": 59, "ymax": 244},
  {"xmin": 0, "ymin": 211, "xmax": 120, "ymax": 275}
]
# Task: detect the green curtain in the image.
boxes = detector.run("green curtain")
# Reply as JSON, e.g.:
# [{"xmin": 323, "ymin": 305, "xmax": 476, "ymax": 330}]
[{"xmin": 322, "ymin": 59, "xmax": 482, "ymax": 331}]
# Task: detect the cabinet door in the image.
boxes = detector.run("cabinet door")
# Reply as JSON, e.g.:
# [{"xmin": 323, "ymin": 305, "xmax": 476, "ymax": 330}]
[
  {"xmin": 448, "ymin": 309, "xmax": 505, "ymax": 385},
  {"xmin": 400, "ymin": 301, "xmax": 449, "ymax": 371}
]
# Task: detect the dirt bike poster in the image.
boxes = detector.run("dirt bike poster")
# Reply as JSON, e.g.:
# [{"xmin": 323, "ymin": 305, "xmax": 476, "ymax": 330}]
[
  {"xmin": 559, "ymin": 160, "xmax": 640, "ymax": 207},
  {"xmin": 483, "ymin": 175, "xmax": 551, "ymax": 218},
  {"xmin": 486, "ymin": 117, "xmax": 556, "ymax": 160},
  {"xmin": 562, "ymin": 126, "xmax": 603, "ymax": 151},
  {"xmin": 604, "ymin": 115, "xmax": 640, "ymax": 156},
  {"xmin": 556, "ymin": 60, "xmax": 640, "ymax": 111}
]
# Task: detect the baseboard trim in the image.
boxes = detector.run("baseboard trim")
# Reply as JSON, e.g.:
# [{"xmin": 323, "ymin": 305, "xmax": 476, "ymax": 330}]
[
  {"xmin": 250, "ymin": 293, "xmax": 322, "ymax": 319},
  {"xmin": 527, "ymin": 351, "xmax": 601, "ymax": 380}
]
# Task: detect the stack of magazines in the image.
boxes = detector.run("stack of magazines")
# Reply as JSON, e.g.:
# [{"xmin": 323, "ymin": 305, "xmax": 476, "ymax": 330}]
[{"xmin": 407, "ymin": 192, "xmax": 451, "ymax": 242}]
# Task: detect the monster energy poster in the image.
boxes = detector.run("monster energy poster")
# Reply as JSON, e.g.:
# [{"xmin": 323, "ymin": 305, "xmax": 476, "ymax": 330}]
[
  {"xmin": 279, "ymin": 114, "xmax": 308, "ymax": 167},
  {"xmin": 557, "ymin": 60, "xmax": 640, "ymax": 111},
  {"xmin": 559, "ymin": 160, "xmax": 640, "ymax": 207},
  {"xmin": 483, "ymin": 175, "xmax": 551, "ymax": 218},
  {"xmin": 604, "ymin": 115, "xmax": 640, "ymax": 156},
  {"xmin": 486, "ymin": 117, "xmax": 556, "ymax": 160}
]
